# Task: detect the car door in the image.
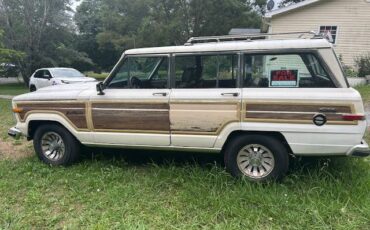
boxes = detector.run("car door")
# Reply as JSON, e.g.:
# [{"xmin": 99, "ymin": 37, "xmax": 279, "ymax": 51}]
[
  {"xmin": 33, "ymin": 70, "xmax": 48, "ymax": 89},
  {"xmin": 170, "ymin": 53, "xmax": 241, "ymax": 148},
  {"xmin": 89, "ymin": 55, "xmax": 171, "ymax": 146},
  {"xmin": 42, "ymin": 70, "xmax": 53, "ymax": 87}
]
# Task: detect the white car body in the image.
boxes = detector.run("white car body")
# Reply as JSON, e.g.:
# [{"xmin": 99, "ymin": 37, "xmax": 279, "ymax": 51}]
[
  {"xmin": 28, "ymin": 67, "xmax": 96, "ymax": 91},
  {"xmin": 8, "ymin": 37, "xmax": 369, "ymax": 181}
]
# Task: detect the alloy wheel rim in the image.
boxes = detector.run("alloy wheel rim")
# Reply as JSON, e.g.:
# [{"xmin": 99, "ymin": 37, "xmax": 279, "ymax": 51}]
[
  {"xmin": 237, "ymin": 144, "xmax": 275, "ymax": 179},
  {"xmin": 41, "ymin": 132, "xmax": 65, "ymax": 161}
]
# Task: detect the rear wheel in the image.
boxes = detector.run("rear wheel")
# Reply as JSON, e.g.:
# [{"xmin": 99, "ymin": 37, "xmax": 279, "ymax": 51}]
[
  {"xmin": 224, "ymin": 135, "xmax": 289, "ymax": 182},
  {"xmin": 33, "ymin": 124, "xmax": 80, "ymax": 166},
  {"xmin": 30, "ymin": 85, "xmax": 36, "ymax": 92}
]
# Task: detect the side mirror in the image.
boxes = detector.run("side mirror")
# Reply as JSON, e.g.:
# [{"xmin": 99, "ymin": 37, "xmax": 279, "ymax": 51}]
[
  {"xmin": 44, "ymin": 75, "xmax": 52, "ymax": 80},
  {"xmin": 96, "ymin": 82, "xmax": 105, "ymax": 95}
]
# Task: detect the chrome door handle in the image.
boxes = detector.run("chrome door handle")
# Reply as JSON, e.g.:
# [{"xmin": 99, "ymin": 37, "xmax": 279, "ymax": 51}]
[
  {"xmin": 221, "ymin": 92, "xmax": 239, "ymax": 97},
  {"xmin": 153, "ymin": 92, "xmax": 168, "ymax": 97}
]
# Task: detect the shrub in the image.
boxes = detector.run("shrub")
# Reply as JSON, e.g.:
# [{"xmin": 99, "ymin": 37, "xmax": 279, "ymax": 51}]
[{"xmin": 355, "ymin": 54, "xmax": 370, "ymax": 78}]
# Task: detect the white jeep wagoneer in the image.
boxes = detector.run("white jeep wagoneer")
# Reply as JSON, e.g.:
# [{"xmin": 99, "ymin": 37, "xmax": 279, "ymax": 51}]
[{"xmin": 8, "ymin": 33, "xmax": 370, "ymax": 182}]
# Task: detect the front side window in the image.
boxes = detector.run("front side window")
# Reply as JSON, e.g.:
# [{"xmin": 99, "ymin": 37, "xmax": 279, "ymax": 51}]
[
  {"xmin": 243, "ymin": 53, "xmax": 335, "ymax": 88},
  {"xmin": 107, "ymin": 56, "xmax": 168, "ymax": 89},
  {"xmin": 175, "ymin": 54, "xmax": 238, "ymax": 88},
  {"xmin": 34, "ymin": 70, "xmax": 44, "ymax": 78}
]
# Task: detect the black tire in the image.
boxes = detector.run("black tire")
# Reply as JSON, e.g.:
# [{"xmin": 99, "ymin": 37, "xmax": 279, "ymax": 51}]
[
  {"xmin": 33, "ymin": 124, "xmax": 80, "ymax": 166},
  {"xmin": 30, "ymin": 85, "xmax": 36, "ymax": 92},
  {"xmin": 224, "ymin": 135, "xmax": 289, "ymax": 182}
]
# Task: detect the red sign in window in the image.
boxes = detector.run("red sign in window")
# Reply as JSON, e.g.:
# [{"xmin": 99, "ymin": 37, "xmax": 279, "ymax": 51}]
[{"xmin": 270, "ymin": 70, "xmax": 298, "ymax": 87}]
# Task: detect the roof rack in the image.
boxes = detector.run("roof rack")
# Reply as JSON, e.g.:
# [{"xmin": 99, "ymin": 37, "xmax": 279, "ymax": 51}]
[{"xmin": 185, "ymin": 31, "xmax": 332, "ymax": 45}]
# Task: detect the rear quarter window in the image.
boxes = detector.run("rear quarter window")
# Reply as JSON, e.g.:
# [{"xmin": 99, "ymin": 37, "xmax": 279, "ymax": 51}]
[{"xmin": 243, "ymin": 53, "xmax": 335, "ymax": 88}]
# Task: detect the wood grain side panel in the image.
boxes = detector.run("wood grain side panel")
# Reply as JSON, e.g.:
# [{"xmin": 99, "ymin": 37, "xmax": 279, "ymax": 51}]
[
  {"xmin": 17, "ymin": 103, "xmax": 88, "ymax": 129},
  {"xmin": 92, "ymin": 103, "xmax": 170, "ymax": 131},
  {"xmin": 94, "ymin": 103, "xmax": 169, "ymax": 110},
  {"xmin": 246, "ymin": 112, "xmax": 344, "ymax": 121},
  {"xmin": 170, "ymin": 103, "xmax": 239, "ymax": 133},
  {"xmin": 245, "ymin": 103, "xmax": 355, "ymax": 125},
  {"xmin": 247, "ymin": 104, "xmax": 352, "ymax": 113}
]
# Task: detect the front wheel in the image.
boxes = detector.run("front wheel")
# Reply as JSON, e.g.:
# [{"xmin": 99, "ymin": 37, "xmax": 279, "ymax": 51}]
[
  {"xmin": 224, "ymin": 135, "xmax": 289, "ymax": 182},
  {"xmin": 33, "ymin": 124, "xmax": 80, "ymax": 166}
]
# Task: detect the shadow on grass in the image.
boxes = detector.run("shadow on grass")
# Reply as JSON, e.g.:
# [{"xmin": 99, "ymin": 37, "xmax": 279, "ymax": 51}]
[
  {"xmin": 81, "ymin": 147, "xmax": 223, "ymax": 168},
  {"xmin": 78, "ymin": 147, "xmax": 365, "ymax": 182}
]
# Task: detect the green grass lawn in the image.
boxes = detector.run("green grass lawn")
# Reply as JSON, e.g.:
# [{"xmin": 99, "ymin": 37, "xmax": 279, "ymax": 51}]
[
  {"xmin": 0, "ymin": 83, "xmax": 28, "ymax": 96},
  {"xmin": 0, "ymin": 84, "xmax": 370, "ymax": 228},
  {"xmin": 355, "ymin": 84, "xmax": 370, "ymax": 102}
]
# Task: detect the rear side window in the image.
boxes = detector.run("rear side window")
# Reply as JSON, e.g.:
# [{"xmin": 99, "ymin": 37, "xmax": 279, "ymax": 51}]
[
  {"xmin": 243, "ymin": 54, "xmax": 335, "ymax": 88},
  {"xmin": 175, "ymin": 54, "xmax": 238, "ymax": 88}
]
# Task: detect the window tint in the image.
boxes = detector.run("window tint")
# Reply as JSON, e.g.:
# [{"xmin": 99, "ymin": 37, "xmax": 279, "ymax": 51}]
[
  {"xmin": 44, "ymin": 70, "xmax": 52, "ymax": 78},
  {"xmin": 243, "ymin": 54, "xmax": 335, "ymax": 88},
  {"xmin": 175, "ymin": 54, "xmax": 237, "ymax": 88},
  {"xmin": 34, "ymin": 70, "xmax": 44, "ymax": 78},
  {"xmin": 107, "ymin": 56, "xmax": 168, "ymax": 89}
]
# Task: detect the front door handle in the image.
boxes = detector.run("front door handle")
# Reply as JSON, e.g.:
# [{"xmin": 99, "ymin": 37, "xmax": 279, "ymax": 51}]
[
  {"xmin": 153, "ymin": 92, "xmax": 168, "ymax": 97},
  {"xmin": 221, "ymin": 92, "xmax": 239, "ymax": 97}
]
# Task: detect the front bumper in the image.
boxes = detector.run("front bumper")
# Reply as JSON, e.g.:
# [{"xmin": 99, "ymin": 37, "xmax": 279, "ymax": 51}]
[
  {"xmin": 8, "ymin": 127, "xmax": 22, "ymax": 140},
  {"xmin": 346, "ymin": 140, "xmax": 370, "ymax": 157}
]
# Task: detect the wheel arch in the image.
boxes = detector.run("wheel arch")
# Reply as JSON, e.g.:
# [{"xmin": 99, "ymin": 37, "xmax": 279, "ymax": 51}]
[
  {"xmin": 27, "ymin": 115, "xmax": 80, "ymax": 142},
  {"xmin": 221, "ymin": 130, "xmax": 293, "ymax": 155}
]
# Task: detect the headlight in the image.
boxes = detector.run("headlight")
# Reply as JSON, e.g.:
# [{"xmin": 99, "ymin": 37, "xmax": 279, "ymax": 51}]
[{"xmin": 61, "ymin": 80, "xmax": 70, "ymax": 84}]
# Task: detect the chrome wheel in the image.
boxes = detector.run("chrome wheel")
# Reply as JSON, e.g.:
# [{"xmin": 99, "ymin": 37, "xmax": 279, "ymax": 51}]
[
  {"xmin": 237, "ymin": 144, "xmax": 275, "ymax": 179},
  {"xmin": 41, "ymin": 132, "xmax": 65, "ymax": 161}
]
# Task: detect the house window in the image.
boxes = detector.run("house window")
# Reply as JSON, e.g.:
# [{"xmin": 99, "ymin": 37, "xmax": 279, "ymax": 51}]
[{"xmin": 319, "ymin": 26, "xmax": 338, "ymax": 44}]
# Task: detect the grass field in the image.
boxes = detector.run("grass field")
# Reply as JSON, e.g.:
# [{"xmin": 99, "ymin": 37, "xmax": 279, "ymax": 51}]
[
  {"xmin": 0, "ymin": 86, "xmax": 369, "ymax": 228},
  {"xmin": 0, "ymin": 83, "xmax": 28, "ymax": 95}
]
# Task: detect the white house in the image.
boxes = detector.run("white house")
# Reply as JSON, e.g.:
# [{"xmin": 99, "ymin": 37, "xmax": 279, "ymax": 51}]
[{"xmin": 264, "ymin": 0, "xmax": 370, "ymax": 67}]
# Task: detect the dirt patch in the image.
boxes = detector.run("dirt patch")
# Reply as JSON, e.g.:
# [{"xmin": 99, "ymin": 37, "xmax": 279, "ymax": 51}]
[{"xmin": 0, "ymin": 139, "xmax": 33, "ymax": 160}]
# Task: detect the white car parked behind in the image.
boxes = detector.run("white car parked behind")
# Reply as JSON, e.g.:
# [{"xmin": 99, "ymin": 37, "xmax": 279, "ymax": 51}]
[{"xmin": 29, "ymin": 68, "xmax": 97, "ymax": 91}]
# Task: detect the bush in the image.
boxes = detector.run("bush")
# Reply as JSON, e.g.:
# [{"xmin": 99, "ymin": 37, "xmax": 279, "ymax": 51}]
[
  {"xmin": 343, "ymin": 65, "xmax": 358, "ymax": 78},
  {"xmin": 355, "ymin": 54, "xmax": 370, "ymax": 78}
]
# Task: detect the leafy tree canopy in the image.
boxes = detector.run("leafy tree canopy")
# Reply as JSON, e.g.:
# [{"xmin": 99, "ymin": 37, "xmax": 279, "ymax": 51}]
[
  {"xmin": 75, "ymin": 0, "xmax": 264, "ymax": 71},
  {"xmin": 0, "ymin": 0, "xmax": 93, "ymax": 84}
]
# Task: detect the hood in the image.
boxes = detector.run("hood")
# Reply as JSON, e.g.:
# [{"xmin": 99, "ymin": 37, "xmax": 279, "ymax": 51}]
[
  {"xmin": 13, "ymin": 82, "xmax": 97, "ymax": 102},
  {"xmin": 55, "ymin": 77, "xmax": 97, "ymax": 83}
]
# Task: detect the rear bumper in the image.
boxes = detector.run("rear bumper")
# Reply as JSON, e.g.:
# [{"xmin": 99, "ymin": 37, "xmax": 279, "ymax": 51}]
[
  {"xmin": 8, "ymin": 127, "xmax": 22, "ymax": 140},
  {"xmin": 346, "ymin": 140, "xmax": 370, "ymax": 157}
]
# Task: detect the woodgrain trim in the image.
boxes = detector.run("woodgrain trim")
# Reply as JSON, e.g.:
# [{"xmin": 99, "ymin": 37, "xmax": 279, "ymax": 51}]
[
  {"xmin": 243, "ymin": 101, "xmax": 357, "ymax": 125},
  {"xmin": 170, "ymin": 101, "xmax": 241, "ymax": 135},
  {"xmin": 91, "ymin": 102, "xmax": 170, "ymax": 132},
  {"xmin": 16, "ymin": 102, "xmax": 89, "ymax": 130}
]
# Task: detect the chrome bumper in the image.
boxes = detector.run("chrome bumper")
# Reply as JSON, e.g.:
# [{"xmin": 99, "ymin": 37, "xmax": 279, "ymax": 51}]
[
  {"xmin": 8, "ymin": 127, "xmax": 22, "ymax": 140},
  {"xmin": 346, "ymin": 140, "xmax": 370, "ymax": 157}
]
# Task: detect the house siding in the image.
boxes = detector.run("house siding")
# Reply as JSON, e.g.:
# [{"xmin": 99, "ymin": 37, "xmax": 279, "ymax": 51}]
[{"xmin": 268, "ymin": 0, "xmax": 370, "ymax": 67}]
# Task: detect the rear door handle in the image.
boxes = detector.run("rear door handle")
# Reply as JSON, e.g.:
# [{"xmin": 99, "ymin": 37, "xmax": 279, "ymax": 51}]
[
  {"xmin": 153, "ymin": 92, "xmax": 168, "ymax": 97},
  {"xmin": 221, "ymin": 92, "xmax": 239, "ymax": 97}
]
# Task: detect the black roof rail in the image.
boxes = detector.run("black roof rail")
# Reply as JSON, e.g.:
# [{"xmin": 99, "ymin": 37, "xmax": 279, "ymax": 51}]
[{"xmin": 184, "ymin": 31, "xmax": 332, "ymax": 45}]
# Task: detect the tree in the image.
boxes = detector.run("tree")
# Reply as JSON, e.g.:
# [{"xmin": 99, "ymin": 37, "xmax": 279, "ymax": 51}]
[
  {"xmin": 0, "ymin": 0, "xmax": 92, "ymax": 85},
  {"xmin": 279, "ymin": 0, "xmax": 305, "ymax": 7},
  {"xmin": 0, "ymin": 29, "xmax": 24, "ymax": 77},
  {"xmin": 75, "ymin": 0, "xmax": 262, "ymax": 70}
]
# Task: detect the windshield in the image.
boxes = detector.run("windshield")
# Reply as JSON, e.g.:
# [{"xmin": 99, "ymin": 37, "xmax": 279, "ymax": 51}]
[{"xmin": 50, "ymin": 69, "xmax": 85, "ymax": 78}]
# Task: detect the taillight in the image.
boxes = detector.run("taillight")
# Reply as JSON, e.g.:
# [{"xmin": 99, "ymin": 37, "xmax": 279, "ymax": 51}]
[{"xmin": 342, "ymin": 114, "xmax": 365, "ymax": 121}]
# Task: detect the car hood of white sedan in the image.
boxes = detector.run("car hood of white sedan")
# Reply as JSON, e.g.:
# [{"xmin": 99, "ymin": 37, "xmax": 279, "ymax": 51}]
[
  {"xmin": 55, "ymin": 77, "xmax": 97, "ymax": 83},
  {"xmin": 13, "ymin": 82, "xmax": 97, "ymax": 102}
]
